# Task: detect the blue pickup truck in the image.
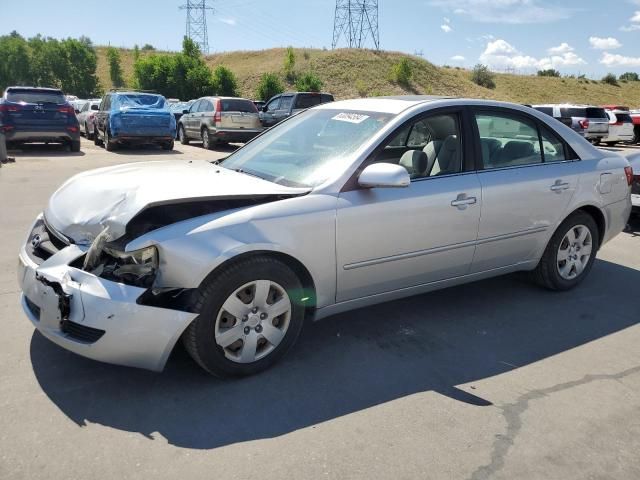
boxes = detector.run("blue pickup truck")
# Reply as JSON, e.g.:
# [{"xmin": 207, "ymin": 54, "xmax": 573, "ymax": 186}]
[{"xmin": 94, "ymin": 91, "xmax": 176, "ymax": 151}]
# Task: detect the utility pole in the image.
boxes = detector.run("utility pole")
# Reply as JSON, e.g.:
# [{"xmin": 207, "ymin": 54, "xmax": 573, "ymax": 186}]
[
  {"xmin": 179, "ymin": 0, "xmax": 214, "ymax": 54},
  {"xmin": 332, "ymin": 0, "xmax": 380, "ymax": 50}
]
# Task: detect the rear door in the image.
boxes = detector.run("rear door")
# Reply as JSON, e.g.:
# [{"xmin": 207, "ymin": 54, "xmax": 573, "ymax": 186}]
[
  {"xmin": 274, "ymin": 95, "xmax": 294, "ymax": 124},
  {"xmin": 4, "ymin": 89, "xmax": 70, "ymax": 130},
  {"xmin": 199, "ymin": 99, "xmax": 215, "ymax": 132},
  {"xmin": 470, "ymin": 108, "xmax": 580, "ymax": 273},
  {"xmin": 219, "ymin": 99, "xmax": 260, "ymax": 130}
]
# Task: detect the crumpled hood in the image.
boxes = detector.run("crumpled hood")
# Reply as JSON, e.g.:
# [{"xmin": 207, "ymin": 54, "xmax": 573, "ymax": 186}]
[{"xmin": 45, "ymin": 160, "xmax": 308, "ymax": 243}]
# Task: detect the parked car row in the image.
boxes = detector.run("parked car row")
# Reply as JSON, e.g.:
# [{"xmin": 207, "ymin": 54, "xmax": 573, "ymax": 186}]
[{"xmin": 532, "ymin": 103, "xmax": 640, "ymax": 147}]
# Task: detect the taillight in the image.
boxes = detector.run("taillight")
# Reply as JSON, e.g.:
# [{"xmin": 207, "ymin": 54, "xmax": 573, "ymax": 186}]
[
  {"xmin": 0, "ymin": 104, "xmax": 21, "ymax": 112},
  {"xmin": 214, "ymin": 99, "xmax": 222, "ymax": 124},
  {"xmin": 579, "ymin": 119, "xmax": 589, "ymax": 129},
  {"xmin": 58, "ymin": 106, "xmax": 75, "ymax": 115},
  {"xmin": 624, "ymin": 166, "xmax": 633, "ymax": 186},
  {"xmin": 66, "ymin": 126, "xmax": 79, "ymax": 133}
]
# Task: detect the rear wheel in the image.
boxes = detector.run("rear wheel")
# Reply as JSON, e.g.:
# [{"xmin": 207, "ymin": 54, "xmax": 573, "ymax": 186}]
[
  {"xmin": 104, "ymin": 129, "xmax": 117, "ymax": 151},
  {"xmin": 605, "ymin": 141, "xmax": 617, "ymax": 147},
  {"xmin": 93, "ymin": 127, "xmax": 103, "ymax": 146},
  {"xmin": 178, "ymin": 125, "xmax": 189, "ymax": 145},
  {"xmin": 162, "ymin": 140, "xmax": 174, "ymax": 151},
  {"xmin": 531, "ymin": 212, "xmax": 599, "ymax": 291},
  {"xmin": 201, "ymin": 128, "xmax": 214, "ymax": 150},
  {"xmin": 633, "ymin": 126, "xmax": 640, "ymax": 145},
  {"xmin": 70, "ymin": 140, "xmax": 81, "ymax": 152},
  {"xmin": 182, "ymin": 257, "xmax": 306, "ymax": 377},
  {"xmin": 86, "ymin": 122, "xmax": 94, "ymax": 140}
]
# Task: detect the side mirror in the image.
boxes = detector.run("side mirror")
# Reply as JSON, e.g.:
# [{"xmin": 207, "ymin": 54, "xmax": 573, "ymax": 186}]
[
  {"xmin": 182, "ymin": 109, "xmax": 189, "ymax": 114},
  {"xmin": 74, "ymin": 109, "xmax": 80, "ymax": 114},
  {"xmin": 358, "ymin": 163, "xmax": 410, "ymax": 189},
  {"xmin": 262, "ymin": 106, "xmax": 268, "ymax": 112},
  {"xmin": 91, "ymin": 104, "xmax": 99, "ymax": 111}
]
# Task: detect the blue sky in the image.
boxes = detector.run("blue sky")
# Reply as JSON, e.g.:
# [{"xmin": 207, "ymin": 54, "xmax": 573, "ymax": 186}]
[{"xmin": 2, "ymin": 0, "xmax": 640, "ymax": 76}]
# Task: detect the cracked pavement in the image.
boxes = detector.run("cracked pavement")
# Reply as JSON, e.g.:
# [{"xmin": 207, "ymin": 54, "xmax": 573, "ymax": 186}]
[{"xmin": 1, "ymin": 139, "xmax": 639, "ymax": 480}]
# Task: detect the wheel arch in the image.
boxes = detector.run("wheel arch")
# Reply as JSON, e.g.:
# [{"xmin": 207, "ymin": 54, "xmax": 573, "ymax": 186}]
[
  {"xmin": 199, "ymin": 250, "xmax": 318, "ymax": 313},
  {"xmin": 566, "ymin": 204, "xmax": 606, "ymax": 248}
]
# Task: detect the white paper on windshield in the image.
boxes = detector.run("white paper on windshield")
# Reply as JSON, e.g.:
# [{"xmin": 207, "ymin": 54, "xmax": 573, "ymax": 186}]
[{"xmin": 331, "ymin": 112, "xmax": 370, "ymax": 124}]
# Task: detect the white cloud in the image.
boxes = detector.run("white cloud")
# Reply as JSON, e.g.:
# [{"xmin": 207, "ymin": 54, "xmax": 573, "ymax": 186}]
[
  {"xmin": 441, "ymin": 17, "xmax": 452, "ymax": 33},
  {"xmin": 600, "ymin": 52, "xmax": 640, "ymax": 67},
  {"xmin": 480, "ymin": 39, "xmax": 586, "ymax": 70},
  {"xmin": 589, "ymin": 36, "xmax": 622, "ymax": 50},
  {"xmin": 621, "ymin": 10, "xmax": 640, "ymax": 30},
  {"xmin": 451, "ymin": 55, "xmax": 466, "ymax": 61},
  {"xmin": 218, "ymin": 17, "xmax": 237, "ymax": 26},
  {"xmin": 547, "ymin": 43, "xmax": 573, "ymax": 55},
  {"xmin": 429, "ymin": 0, "xmax": 571, "ymax": 24}
]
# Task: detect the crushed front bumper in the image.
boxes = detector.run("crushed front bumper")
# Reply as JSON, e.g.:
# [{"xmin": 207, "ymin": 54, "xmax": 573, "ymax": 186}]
[{"xmin": 18, "ymin": 241, "xmax": 197, "ymax": 372}]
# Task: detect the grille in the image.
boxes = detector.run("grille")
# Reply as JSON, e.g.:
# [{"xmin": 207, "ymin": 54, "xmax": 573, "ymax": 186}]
[
  {"xmin": 24, "ymin": 296, "xmax": 41, "ymax": 320},
  {"xmin": 26, "ymin": 219, "xmax": 70, "ymax": 264},
  {"xmin": 61, "ymin": 320, "xmax": 105, "ymax": 343}
]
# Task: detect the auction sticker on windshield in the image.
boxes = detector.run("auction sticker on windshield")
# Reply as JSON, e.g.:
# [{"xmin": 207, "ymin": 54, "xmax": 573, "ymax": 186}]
[{"xmin": 331, "ymin": 112, "xmax": 370, "ymax": 124}]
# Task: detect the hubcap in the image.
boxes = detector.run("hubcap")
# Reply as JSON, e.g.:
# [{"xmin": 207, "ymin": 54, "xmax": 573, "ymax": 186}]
[
  {"xmin": 214, "ymin": 280, "xmax": 291, "ymax": 363},
  {"xmin": 202, "ymin": 130, "xmax": 208, "ymax": 147},
  {"xmin": 557, "ymin": 224, "xmax": 592, "ymax": 280}
]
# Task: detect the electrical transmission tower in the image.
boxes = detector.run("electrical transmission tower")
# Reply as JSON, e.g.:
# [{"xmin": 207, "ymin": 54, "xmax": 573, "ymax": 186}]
[
  {"xmin": 179, "ymin": 0, "xmax": 214, "ymax": 54},
  {"xmin": 332, "ymin": 0, "xmax": 380, "ymax": 50}
]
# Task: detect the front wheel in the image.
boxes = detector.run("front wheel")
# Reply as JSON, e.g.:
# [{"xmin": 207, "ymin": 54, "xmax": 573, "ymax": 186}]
[
  {"xmin": 632, "ymin": 126, "xmax": 640, "ymax": 145},
  {"xmin": 182, "ymin": 257, "xmax": 306, "ymax": 377},
  {"xmin": 104, "ymin": 129, "xmax": 117, "ymax": 151},
  {"xmin": 531, "ymin": 212, "xmax": 599, "ymax": 291},
  {"xmin": 86, "ymin": 123, "xmax": 94, "ymax": 140}
]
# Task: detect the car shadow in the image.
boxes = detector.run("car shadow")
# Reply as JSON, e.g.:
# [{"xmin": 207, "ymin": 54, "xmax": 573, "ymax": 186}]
[
  {"xmin": 30, "ymin": 258, "xmax": 640, "ymax": 450},
  {"xmin": 185, "ymin": 141, "xmax": 242, "ymax": 153},
  {"xmin": 8, "ymin": 143, "xmax": 85, "ymax": 157},
  {"xmin": 109, "ymin": 144, "xmax": 183, "ymax": 155}
]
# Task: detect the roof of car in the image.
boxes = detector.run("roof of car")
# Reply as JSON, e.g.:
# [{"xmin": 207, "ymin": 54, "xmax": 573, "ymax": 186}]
[
  {"xmin": 315, "ymin": 95, "xmax": 456, "ymax": 114},
  {"xmin": 532, "ymin": 103, "xmax": 602, "ymax": 108}
]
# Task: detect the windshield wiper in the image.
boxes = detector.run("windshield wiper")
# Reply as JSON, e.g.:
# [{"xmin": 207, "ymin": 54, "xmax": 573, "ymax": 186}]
[{"xmin": 234, "ymin": 168, "xmax": 266, "ymax": 180}]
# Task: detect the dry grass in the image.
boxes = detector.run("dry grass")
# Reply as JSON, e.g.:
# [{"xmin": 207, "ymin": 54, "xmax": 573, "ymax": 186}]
[{"xmin": 95, "ymin": 46, "xmax": 640, "ymax": 105}]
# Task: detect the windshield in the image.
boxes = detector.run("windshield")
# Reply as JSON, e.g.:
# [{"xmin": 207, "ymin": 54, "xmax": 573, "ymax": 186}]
[
  {"xmin": 220, "ymin": 109, "xmax": 394, "ymax": 188},
  {"xmin": 114, "ymin": 94, "xmax": 166, "ymax": 110}
]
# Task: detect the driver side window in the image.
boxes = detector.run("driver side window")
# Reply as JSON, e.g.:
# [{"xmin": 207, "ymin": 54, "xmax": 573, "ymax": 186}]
[
  {"xmin": 375, "ymin": 113, "xmax": 463, "ymax": 180},
  {"xmin": 266, "ymin": 98, "xmax": 280, "ymax": 112}
]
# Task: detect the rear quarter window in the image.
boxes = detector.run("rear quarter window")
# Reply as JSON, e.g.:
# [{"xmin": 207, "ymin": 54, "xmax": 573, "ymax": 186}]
[
  {"xmin": 294, "ymin": 94, "xmax": 323, "ymax": 109},
  {"xmin": 535, "ymin": 107, "xmax": 553, "ymax": 116},
  {"xmin": 561, "ymin": 108, "xmax": 586, "ymax": 118},
  {"xmin": 6, "ymin": 89, "xmax": 65, "ymax": 104},
  {"xmin": 586, "ymin": 108, "xmax": 607, "ymax": 119}
]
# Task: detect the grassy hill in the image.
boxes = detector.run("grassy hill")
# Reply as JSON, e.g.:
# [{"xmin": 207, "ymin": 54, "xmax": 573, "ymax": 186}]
[{"xmin": 95, "ymin": 46, "xmax": 640, "ymax": 106}]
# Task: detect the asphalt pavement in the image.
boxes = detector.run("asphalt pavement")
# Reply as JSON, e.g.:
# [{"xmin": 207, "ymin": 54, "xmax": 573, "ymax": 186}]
[{"xmin": 0, "ymin": 138, "xmax": 639, "ymax": 480}]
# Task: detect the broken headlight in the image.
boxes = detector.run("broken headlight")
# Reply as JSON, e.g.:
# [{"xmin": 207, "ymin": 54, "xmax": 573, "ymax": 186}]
[{"xmin": 98, "ymin": 245, "xmax": 159, "ymax": 288}]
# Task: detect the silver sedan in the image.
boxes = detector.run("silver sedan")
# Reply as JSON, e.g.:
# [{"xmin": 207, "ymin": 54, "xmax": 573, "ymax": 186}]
[{"xmin": 18, "ymin": 96, "xmax": 632, "ymax": 376}]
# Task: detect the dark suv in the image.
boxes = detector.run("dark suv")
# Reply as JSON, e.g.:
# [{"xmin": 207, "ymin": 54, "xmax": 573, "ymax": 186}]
[
  {"xmin": 94, "ymin": 91, "xmax": 176, "ymax": 151},
  {"xmin": 260, "ymin": 92, "xmax": 334, "ymax": 127},
  {"xmin": 0, "ymin": 87, "xmax": 81, "ymax": 151}
]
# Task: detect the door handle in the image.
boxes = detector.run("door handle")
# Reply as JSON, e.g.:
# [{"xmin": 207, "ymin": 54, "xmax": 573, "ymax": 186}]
[
  {"xmin": 451, "ymin": 193, "xmax": 477, "ymax": 210},
  {"xmin": 550, "ymin": 180, "xmax": 570, "ymax": 193}
]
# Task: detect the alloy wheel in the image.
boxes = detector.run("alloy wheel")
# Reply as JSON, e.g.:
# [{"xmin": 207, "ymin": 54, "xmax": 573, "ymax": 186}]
[
  {"xmin": 557, "ymin": 224, "xmax": 592, "ymax": 280},
  {"xmin": 214, "ymin": 280, "xmax": 291, "ymax": 363}
]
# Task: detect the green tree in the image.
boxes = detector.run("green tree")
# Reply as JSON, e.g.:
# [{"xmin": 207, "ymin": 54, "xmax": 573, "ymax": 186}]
[
  {"xmin": 619, "ymin": 72, "xmax": 639, "ymax": 82},
  {"xmin": 0, "ymin": 32, "xmax": 31, "ymax": 88},
  {"xmin": 471, "ymin": 64, "xmax": 496, "ymax": 89},
  {"xmin": 182, "ymin": 36, "xmax": 200, "ymax": 59},
  {"xmin": 602, "ymin": 73, "xmax": 619, "ymax": 86},
  {"xmin": 212, "ymin": 65, "xmax": 238, "ymax": 96},
  {"xmin": 537, "ymin": 69, "xmax": 560, "ymax": 77},
  {"xmin": 133, "ymin": 44, "xmax": 140, "ymax": 61},
  {"xmin": 284, "ymin": 46, "xmax": 296, "ymax": 81},
  {"xmin": 106, "ymin": 47, "xmax": 125, "ymax": 88},
  {"xmin": 391, "ymin": 58, "xmax": 413, "ymax": 86},
  {"xmin": 256, "ymin": 72, "xmax": 284, "ymax": 101},
  {"xmin": 295, "ymin": 72, "xmax": 323, "ymax": 92}
]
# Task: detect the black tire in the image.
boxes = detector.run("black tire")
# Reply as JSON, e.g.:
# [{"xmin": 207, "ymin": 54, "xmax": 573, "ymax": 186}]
[
  {"xmin": 605, "ymin": 142, "xmax": 617, "ymax": 147},
  {"xmin": 633, "ymin": 126, "xmax": 640, "ymax": 145},
  {"xmin": 86, "ymin": 123, "xmax": 94, "ymax": 140},
  {"xmin": 94, "ymin": 127, "xmax": 103, "ymax": 146},
  {"xmin": 182, "ymin": 257, "xmax": 306, "ymax": 377},
  {"xmin": 178, "ymin": 125, "xmax": 189, "ymax": 145},
  {"xmin": 201, "ymin": 127, "xmax": 214, "ymax": 150},
  {"xmin": 162, "ymin": 140, "xmax": 174, "ymax": 151},
  {"xmin": 70, "ymin": 140, "xmax": 81, "ymax": 152},
  {"xmin": 531, "ymin": 211, "xmax": 599, "ymax": 291},
  {"xmin": 104, "ymin": 129, "xmax": 117, "ymax": 151}
]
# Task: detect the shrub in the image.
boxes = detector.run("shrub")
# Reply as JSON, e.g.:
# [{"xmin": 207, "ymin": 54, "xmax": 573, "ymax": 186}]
[
  {"xmin": 537, "ymin": 69, "xmax": 560, "ymax": 77},
  {"xmin": 256, "ymin": 72, "xmax": 284, "ymax": 101},
  {"xmin": 212, "ymin": 65, "xmax": 238, "ymax": 96},
  {"xmin": 106, "ymin": 47, "xmax": 125, "ymax": 88},
  {"xmin": 602, "ymin": 73, "xmax": 619, "ymax": 86},
  {"xmin": 391, "ymin": 57, "xmax": 413, "ymax": 86},
  {"xmin": 141, "ymin": 44, "xmax": 155, "ymax": 51},
  {"xmin": 619, "ymin": 72, "xmax": 639, "ymax": 82},
  {"xmin": 295, "ymin": 72, "xmax": 323, "ymax": 92},
  {"xmin": 355, "ymin": 79, "xmax": 368, "ymax": 97},
  {"xmin": 284, "ymin": 46, "xmax": 296, "ymax": 81},
  {"xmin": 303, "ymin": 50, "xmax": 310, "ymax": 61},
  {"xmin": 471, "ymin": 64, "xmax": 496, "ymax": 89}
]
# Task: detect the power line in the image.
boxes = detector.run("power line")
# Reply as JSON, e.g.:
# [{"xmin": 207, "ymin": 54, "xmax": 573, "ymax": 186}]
[
  {"xmin": 332, "ymin": 0, "xmax": 380, "ymax": 50},
  {"xmin": 179, "ymin": 0, "xmax": 214, "ymax": 54}
]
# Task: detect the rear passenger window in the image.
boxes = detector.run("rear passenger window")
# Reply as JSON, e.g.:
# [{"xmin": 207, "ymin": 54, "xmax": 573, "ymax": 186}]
[
  {"xmin": 475, "ymin": 113, "xmax": 542, "ymax": 169},
  {"xmin": 539, "ymin": 126, "xmax": 568, "ymax": 162}
]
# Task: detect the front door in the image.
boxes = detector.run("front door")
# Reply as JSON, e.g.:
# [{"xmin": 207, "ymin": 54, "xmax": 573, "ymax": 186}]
[{"xmin": 336, "ymin": 110, "xmax": 482, "ymax": 302}]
